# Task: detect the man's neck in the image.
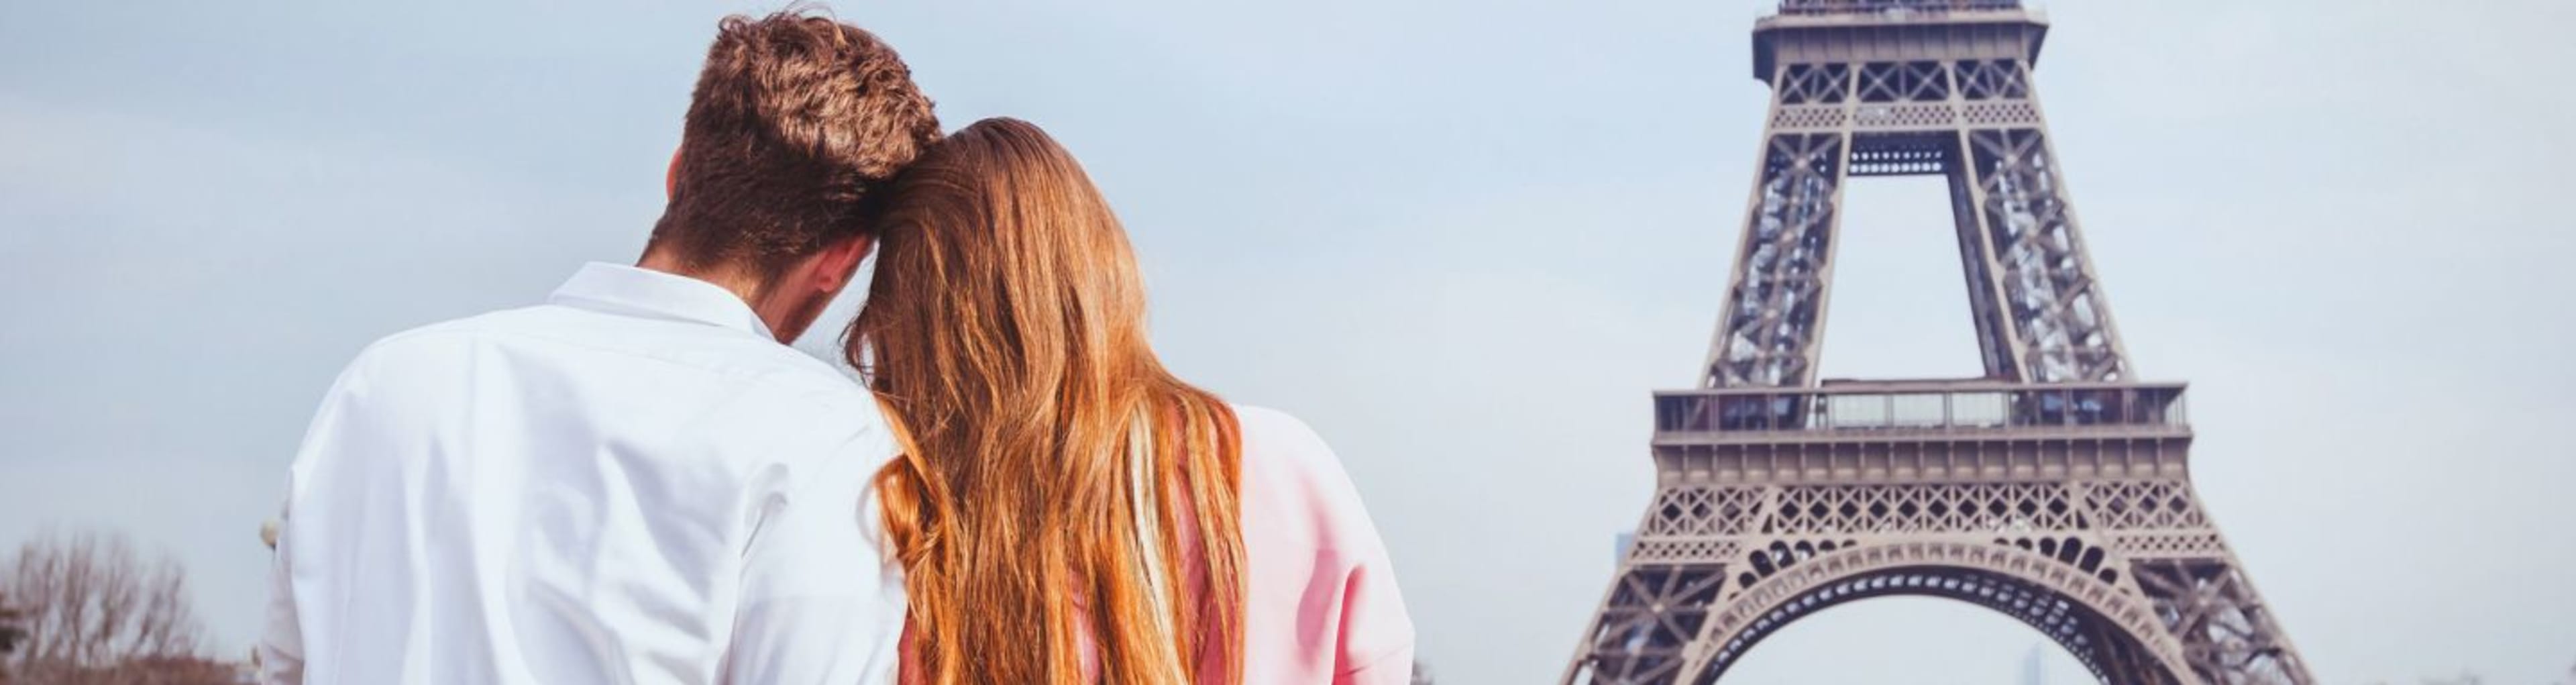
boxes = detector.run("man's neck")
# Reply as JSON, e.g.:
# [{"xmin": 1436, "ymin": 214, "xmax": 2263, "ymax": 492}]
[
  {"xmin": 636, "ymin": 252, "xmax": 765, "ymax": 299},
  {"xmin": 635, "ymin": 252, "xmax": 782, "ymax": 337}
]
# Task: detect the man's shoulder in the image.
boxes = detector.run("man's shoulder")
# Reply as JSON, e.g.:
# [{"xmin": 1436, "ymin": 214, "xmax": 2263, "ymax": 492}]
[
  {"xmin": 331, "ymin": 304, "xmax": 892, "ymax": 463},
  {"xmin": 321, "ymin": 307, "xmax": 545, "ymax": 388},
  {"xmin": 350, "ymin": 305, "xmax": 863, "ymax": 394},
  {"xmin": 350, "ymin": 306, "xmax": 538, "ymax": 352}
]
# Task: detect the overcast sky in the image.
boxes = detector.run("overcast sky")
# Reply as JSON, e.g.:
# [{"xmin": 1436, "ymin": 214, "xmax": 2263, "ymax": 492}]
[{"xmin": 5, "ymin": 0, "xmax": 2573, "ymax": 682}]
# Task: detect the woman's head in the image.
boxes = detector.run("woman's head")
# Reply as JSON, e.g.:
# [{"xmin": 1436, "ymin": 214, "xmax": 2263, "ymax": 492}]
[
  {"xmin": 846, "ymin": 118, "xmax": 1246, "ymax": 685},
  {"xmin": 851, "ymin": 118, "xmax": 1152, "ymax": 415}
]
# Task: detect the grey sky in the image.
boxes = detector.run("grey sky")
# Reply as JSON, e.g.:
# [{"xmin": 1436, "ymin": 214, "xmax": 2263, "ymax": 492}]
[{"xmin": 3, "ymin": 0, "xmax": 2572, "ymax": 682}]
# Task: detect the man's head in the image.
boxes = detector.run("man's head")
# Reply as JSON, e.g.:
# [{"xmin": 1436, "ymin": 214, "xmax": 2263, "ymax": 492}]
[{"xmin": 641, "ymin": 9, "xmax": 940, "ymax": 342}]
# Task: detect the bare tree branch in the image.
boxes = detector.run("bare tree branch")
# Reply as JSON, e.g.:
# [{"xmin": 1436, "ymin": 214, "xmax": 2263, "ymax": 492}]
[
  {"xmin": 1, "ymin": 528, "xmax": 219, "ymax": 684},
  {"xmin": 0, "ymin": 588, "xmax": 28, "ymax": 659}
]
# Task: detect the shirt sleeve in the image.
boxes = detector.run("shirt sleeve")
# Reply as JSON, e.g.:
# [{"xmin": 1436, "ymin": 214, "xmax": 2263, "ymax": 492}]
[
  {"xmin": 257, "ymin": 490, "xmax": 307, "ymax": 684},
  {"xmin": 723, "ymin": 431, "xmax": 906, "ymax": 684},
  {"xmin": 260, "ymin": 357, "xmax": 372, "ymax": 685}
]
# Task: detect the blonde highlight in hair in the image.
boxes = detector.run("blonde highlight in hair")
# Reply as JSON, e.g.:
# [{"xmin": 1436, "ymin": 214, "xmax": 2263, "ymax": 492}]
[{"xmin": 848, "ymin": 118, "xmax": 1247, "ymax": 685}]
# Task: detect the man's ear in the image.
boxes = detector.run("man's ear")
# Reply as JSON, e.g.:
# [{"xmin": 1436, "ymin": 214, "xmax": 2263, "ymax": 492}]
[
  {"xmin": 665, "ymin": 148, "xmax": 682, "ymax": 199},
  {"xmin": 811, "ymin": 234, "xmax": 873, "ymax": 295}
]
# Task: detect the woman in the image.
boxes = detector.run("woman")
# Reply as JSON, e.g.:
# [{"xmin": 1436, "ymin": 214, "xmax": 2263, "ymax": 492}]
[{"xmin": 845, "ymin": 118, "xmax": 1414, "ymax": 685}]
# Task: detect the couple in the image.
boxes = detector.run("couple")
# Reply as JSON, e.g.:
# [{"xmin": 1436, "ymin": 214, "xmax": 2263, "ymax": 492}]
[{"xmin": 258, "ymin": 10, "xmax": 1411, "ymax": 685}]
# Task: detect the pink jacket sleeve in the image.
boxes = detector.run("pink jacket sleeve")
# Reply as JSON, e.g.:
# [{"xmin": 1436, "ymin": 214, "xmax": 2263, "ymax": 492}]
[
  {"xmin": 1234, "ymin": 406, "xmax": 1415, "ymax": 685},
  {"xmin": 1332, "ymin": 557, "xmax": 1415, "ymax": 684}
]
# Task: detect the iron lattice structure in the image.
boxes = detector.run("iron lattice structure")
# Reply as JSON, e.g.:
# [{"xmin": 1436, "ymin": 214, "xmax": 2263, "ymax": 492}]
[{"xmin": 1562, "ymin": 2, "xmax": 2312, "ymax": 684}]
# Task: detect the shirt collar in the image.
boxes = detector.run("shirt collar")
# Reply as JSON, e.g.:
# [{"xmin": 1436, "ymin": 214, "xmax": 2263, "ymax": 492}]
[{"xmin": 547, "ymin": 262, "xmax": 776, "ymax": 339}]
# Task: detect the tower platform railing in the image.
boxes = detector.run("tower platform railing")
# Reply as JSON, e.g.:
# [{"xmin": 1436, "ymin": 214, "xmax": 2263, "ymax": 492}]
[
  {"xmin": 1652, "ymin": 380, "xmax": 2188, "ymax": 437},
  {"xmin": 1778, "ymin": 0, "xmax": 2023, "ymax": 15}
]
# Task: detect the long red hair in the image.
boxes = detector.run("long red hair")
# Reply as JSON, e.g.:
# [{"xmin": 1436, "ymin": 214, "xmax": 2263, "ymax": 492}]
[{"xmin": 845, "ymin": 117, "xmax": 1247, "ymax": 685}]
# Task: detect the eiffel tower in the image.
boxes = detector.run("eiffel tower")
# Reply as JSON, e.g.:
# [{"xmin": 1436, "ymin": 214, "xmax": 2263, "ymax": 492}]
[{"xmin": 1560, "ymin": 1, "xmax": 2311, "ymax": 684}]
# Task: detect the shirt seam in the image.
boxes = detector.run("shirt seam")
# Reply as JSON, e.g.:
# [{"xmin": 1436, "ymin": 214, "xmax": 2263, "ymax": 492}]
[{"xmin": 369, "ymin": 323, "xmax": 861, "ymax": 401}]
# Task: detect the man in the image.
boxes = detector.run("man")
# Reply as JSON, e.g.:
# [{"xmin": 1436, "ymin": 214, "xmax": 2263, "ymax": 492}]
[{"xmin": 259, "ymin": 11, "xmax": 939, "ymax": 684}]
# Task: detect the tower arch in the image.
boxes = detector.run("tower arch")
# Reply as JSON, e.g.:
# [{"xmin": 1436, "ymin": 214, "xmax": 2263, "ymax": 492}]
[{"xmin": 1686, "ymin": 541, "xmax": 2188, "ymax": 684}]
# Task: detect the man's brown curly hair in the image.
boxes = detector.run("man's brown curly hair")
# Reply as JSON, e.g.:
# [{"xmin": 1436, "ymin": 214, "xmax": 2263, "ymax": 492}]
[{"xmin": 649, "ymin": 9, "xmax": 940, "ymax": 278}]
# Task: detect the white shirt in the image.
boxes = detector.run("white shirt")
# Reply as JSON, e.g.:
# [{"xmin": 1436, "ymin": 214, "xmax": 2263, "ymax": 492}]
[{"xmin": 261, "ymin": 263, "xmax": 903, "ymax": 685}]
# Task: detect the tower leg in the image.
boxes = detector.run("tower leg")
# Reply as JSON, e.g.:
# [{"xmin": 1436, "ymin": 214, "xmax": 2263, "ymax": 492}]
[
  {"xmin": 2130, "ymin": 558, "xmax": 2312, "ymax": 684},
  {"xmin": 1702, "ymin": 64, "xmax": 1855, "ymax": 390},
  {"xmin": 1954, "ymin": 127, "xmax": 2130, "ymax": 382},
  {"xmin": 1700, "ymin": 132, "xmax": 1844, "ymax": 391}
]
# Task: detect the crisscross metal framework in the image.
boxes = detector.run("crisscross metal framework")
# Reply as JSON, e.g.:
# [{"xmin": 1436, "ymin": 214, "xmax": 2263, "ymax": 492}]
[{"xmin": 1565, "ymin": 4, "xmax": 2310, "ymax": 684}]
